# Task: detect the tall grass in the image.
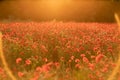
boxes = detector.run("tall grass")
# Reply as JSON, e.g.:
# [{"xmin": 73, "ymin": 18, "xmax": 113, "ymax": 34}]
[
  {"xmin": 0, "ymin": 32, "xmax": 16, "ymax": 80},
  {"xmin": 107, "ymin": 13, "xmax": 120, "ymax": 80}
]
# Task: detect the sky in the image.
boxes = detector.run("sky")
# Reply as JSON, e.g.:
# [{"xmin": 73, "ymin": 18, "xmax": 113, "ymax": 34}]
[{"xmin": 0, "ymin": 0, "xmax": 120, "ymax": 22}]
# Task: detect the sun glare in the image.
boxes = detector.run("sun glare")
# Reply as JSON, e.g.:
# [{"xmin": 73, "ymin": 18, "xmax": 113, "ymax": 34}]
[{"xmin": 40, "ymin": 0, "xmax": 72, "ymax": 13}]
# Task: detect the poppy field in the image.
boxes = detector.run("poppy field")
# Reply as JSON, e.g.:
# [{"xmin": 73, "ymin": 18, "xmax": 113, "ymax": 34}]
[{"xmin": 0, "ymin": 22, "xmax": 120, "ymax": 80}]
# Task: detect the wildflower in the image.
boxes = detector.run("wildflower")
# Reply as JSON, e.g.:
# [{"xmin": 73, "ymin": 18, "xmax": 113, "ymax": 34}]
[
  {"xmin": 93, "ymin": 47, "xmax": 98, "ymax": 52},
  {"xmin": 25, "ymin": 59, "xmax": 31, "ymax": 65},
  {"xmin": 96, "ymin": 70, "xmax": 100, "ymax": 77},
  {"xmin": 74, "ymin": 48, "xmax": 80, "ymax": 52},
  {"xmin": 36, "ymin": 66, "xmax": 42, "ymax": 72},
  {"xmin": 42, "ymin": 64, "xmax": 50, "ymax": 73},
  {"xmin": 80, "ymin": 54, "xmax": 85, "ymax": 57},
  {"xmin": 108, "ymin": 48, "xmax": 113, "ymax": 53},
  {"xmin": 101, "ymin": 67, "xmax": 108, "ymax": 73},
  {"xmin": 110, "ymin": 63, "xmax": 116, "ymax": 67},
  {"xmin": 32, "ymin": 42, "xmax": 37, "ymax": 49},
  {"xmin": 75, "ymin": 59, "xmax": 80, "ymax": 63},
  {"xmin": 75, "ymin": 64, "xmax": 81, "ymax": 69},
  {"xmin": 43, "ymin": 58, "xmax": 48, "ymax": 62},
  {"xmin": 18, "ymin": 72, "xmax": 24, "ymax": 78},
  {"xmin": 34, "ymin": 55, "xmax": 39, "ymax": 60},
  {"xmin": 95, "ymin": 54, "xmax": 104, "ymax": 63},
  {"xmin": 54, "ymin": 62, "xmax": 60, "ymax": 69},
  {"xmin": 40, "ymin": 45, "xmax": 48, "ymax": 53},
  {"xmin": 16, "ymin": 58, "xmax": 22, "ymax": 64},
  {"xmin": 0, "ymin": 67, "xmax": 4, "ymax": 75},
  {"xmin": 88, "ymin": 63, "xmax": 95, "ymax": 70},
  {"xmin": 82, "ymin": 57, "xmax": 89, "ymax": 63},
  {"xmin": 70, "ymin": 56, "xmax": 75, "ymax": 60},
  {"xmin": 69, "ymin": 59, "xmax": 72, "ymax": 63}
]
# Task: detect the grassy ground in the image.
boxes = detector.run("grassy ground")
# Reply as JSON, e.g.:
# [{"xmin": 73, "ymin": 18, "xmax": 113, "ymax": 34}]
[{"xmin": 0, "ymin": 22, "xmax": 120, "ymax": 80}]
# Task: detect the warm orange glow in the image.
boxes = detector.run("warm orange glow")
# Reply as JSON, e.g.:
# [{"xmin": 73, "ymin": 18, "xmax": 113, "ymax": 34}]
[
  {"xmin": 41, "ymin": 0, "xmax": 63, "ymax": 14},
  {"xmin": 38, "ymin": 0, "xmax": 73, "ymax": 16},
  {"xmin": 0, "ymin": 1, "xmax": 116, "ymax": 22}
]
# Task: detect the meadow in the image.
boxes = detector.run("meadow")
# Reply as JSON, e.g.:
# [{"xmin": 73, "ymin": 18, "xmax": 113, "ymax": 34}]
[{"xmin": 0, "ymin": 22, "xmax": 120, "ymax": 80}]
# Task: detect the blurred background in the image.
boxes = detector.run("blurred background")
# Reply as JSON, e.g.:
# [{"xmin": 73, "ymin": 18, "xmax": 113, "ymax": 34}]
[{"xmin": 0, "ymin": 0, "xmax": 120, "ymax": 22}]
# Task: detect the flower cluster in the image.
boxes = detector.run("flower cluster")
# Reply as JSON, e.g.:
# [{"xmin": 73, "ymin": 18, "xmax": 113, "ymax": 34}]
[{"xmin": 0, "ymin": 22, "xmax": 120, "ymax": 80}]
